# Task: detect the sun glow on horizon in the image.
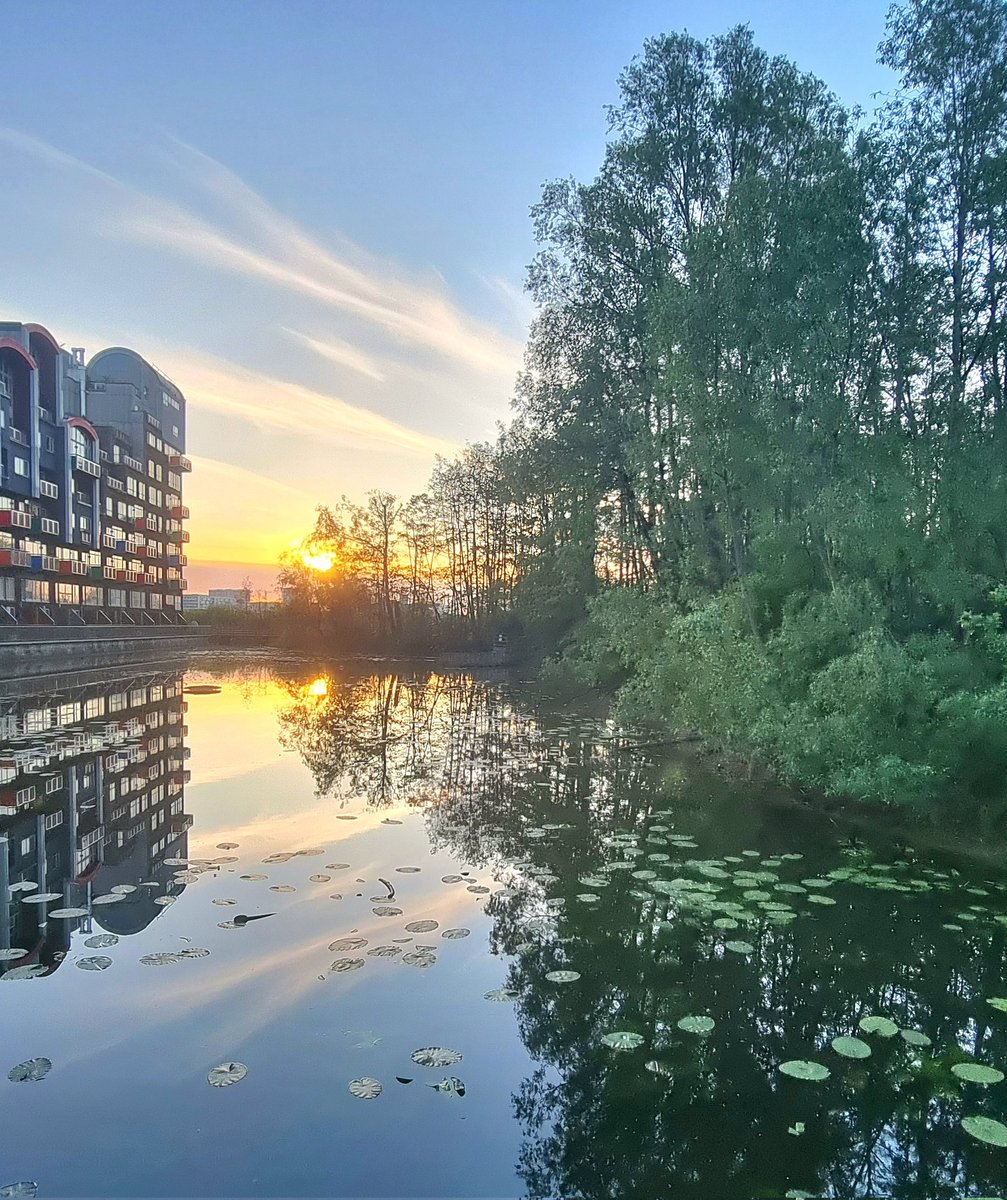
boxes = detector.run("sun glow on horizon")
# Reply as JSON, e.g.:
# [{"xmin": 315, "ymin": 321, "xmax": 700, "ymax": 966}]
[{"xmin": 299, "ymin": 551, "xmax": 335, "ymax": 572}]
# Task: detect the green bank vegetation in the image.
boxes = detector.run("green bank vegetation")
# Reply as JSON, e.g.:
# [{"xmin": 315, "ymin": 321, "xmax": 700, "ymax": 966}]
[{"xmin": 285, "ymin": 0, "xmax": 1007, "ymax": 818}]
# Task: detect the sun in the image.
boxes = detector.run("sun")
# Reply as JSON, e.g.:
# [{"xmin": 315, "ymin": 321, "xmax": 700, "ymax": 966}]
[{"xmin": 300, "ymin": 551, "xmax": 334, "ymax": 572}]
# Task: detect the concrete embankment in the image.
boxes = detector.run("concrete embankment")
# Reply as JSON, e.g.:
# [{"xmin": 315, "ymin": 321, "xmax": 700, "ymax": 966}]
[{"xmin": 0, "ymin": 626, "xmax": 207, "ymax": 677}]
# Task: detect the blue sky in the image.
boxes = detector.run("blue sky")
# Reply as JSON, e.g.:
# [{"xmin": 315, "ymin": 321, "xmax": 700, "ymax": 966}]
[{"xmin": 0, "ymin": 0, "xmax": 894, "ymax": 589}]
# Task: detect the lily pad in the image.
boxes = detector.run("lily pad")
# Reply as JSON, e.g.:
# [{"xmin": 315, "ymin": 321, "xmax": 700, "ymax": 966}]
[
  {"xmin": 216, "ymin": 842, "xmax": 239, "ymax": 850},
  {"xmin": 76, "ymin": 956, "xmax": 112, "ymax": 971},
  {"xmin": 725, "ymin": 941, "xmax": 755, "ymax": 955},
  {"xmin": 348, "ymin": 1076, "xmax": 382, "ymax": 1099},
  {"xmin": 20, "ymin": 893, "xmax": 62, "ymax": 904},
  {"xmin": 677, "ymin": 1015, "xmax": 715, "ymax": 1035},
  {"xmin": 987, "ymin": 997, "xmax": 1007, "ymax": 1013},
  {"xmin": 83, "ymin": 931, "xmax": 117, "ymax": 950},
  {"xmin": 212, "ymin": 899, "xmax": 236, "ymax": 906},
  {"xmin": 92, "ymin": 893, "xmax": 126, "ymax": 905},
  {"xmin": 207, "ymin": 1061, "xmax": 247, "ymax": 1088},
  {"xmin": 372, "ymin": 906, "xmax": 402, "ymax": 917},
  {"xmin": 402, "ymin": 951, "xmax": 437, "ymax": 968},
  {"xmin": 309, "ymin": 875, "xmax": 331, "ymax": 883},
  {"xmin": 952, "ymin": 1062, "xmax": 1005, "ymax": 1085},
  {"xmin": 429, "ymin": 1076, "xmax": 465, "ymax": 1096},
  {"xmin": 900, "ymin": 1029, "xmax": 932, "ymax": 1047},
  {"xmin": 269, "ymin": 885, "xmax": 296, "ymax": 894},
  {"xmin": 329, "ymin": 938, "xmax": 367, "ymax": 952},
  {"xmin": 780, "ymin": 1060, "xmax": 831, "ymax": 1081},
  {"xmin": 367, "ymin": 945, "xmax": 401, "ymax": 958},
  {"xmin": 441, "ymin": 875, "xmax": 464, "ymax": 884},
  {"xmin": 601, "ymin": 1031, "xmax": 645, "ymax": 1050},
  {"xmin": 405, "ymin": 921, "xmax": 439, "ymax": 933},
  {"xmin": 0, "ymin": 1183, "xmax": 38, "ymax": 1197},
  {"xmin": 7, "ymin": 882, "xmax": 37, "ymax": 894},
  {"xmin": 859, "ymin": 1016, "xmax": 899, "ymax": 1038},
  {"xmin": 545, "ymin": 970, "xmax": 581, "ymax": 983},
  {"xmin": 441, "ymin": 928, "xmax": 470, "ymax": 940},
  {"xmin": 0, "ymin": 949, "xmax": 28, "ymax": 961},
  {"xmin": 395, "ymin": 867, "xmax": 421, "ymax": 873},
  {"xmin": 110, "ymin": 885, "xmax": 137, "ymax": 894},
  {"xmin": 0, "ymin": 965, "xmax": 46, "ymax": 980},
  {"xmin": 411, "ymin": 1047, "xmax": 463, "ymax": 1067},
  {"xmin": 47, "ymin": 908, "xmax": 89, "ymax": 918},
  {"xmin": 831, "ymin": 1036, "xmax": 871, "ymax": 1059},
  {"xmin": 484, "ymin": 987, "xmax": 518, "ymax": 1002},
  {"xmin": 140, "ymin": 952, "xmax": 181, "ymax": 966},
  {"xmin": 329, "ymin": 957, "xmax": 364, "ymax": 973},
  {"xmin": 962, "ymin": 1114, "xmax": 1007, "ymax": 1147},
  {"xmin": 7, "ymin": 1057, "xmax": 51, "ymax": 1083}
]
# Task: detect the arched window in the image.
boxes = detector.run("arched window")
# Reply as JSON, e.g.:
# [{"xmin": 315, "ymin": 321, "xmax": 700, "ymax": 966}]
[{"xmin": 70, "ymin": 426, "xmax": 96, "ymax": 462}]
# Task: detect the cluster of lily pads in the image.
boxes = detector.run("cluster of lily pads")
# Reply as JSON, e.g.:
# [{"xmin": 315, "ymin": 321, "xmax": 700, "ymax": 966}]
[{"xmin": 344, "ymin": 1046, "xmax": 467, "ymax": 1101}]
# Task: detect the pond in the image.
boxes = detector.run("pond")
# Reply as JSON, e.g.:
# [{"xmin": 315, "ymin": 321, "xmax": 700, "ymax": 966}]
[{"xmin": 0, "ymin": 657, "xmax": 1005, "ymax": 1199}]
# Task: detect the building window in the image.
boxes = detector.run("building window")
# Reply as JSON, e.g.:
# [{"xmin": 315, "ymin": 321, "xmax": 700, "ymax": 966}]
[
  {"xmin": 19, "ymin": 837, "xmax": 32, "ymax": 856},
  {"xmin": 108, "ymin": 587, "xmax": 126, "ymax": 607},
  {"xmin": 44, "ymin": 436, "xmax": 55, "ymax": 454},
  {"xmin": 0, "ymin": 578, "xmax": 14, "ymax": 602},
  {"xmin": 82, "ymin": 586, "xmax": 102, "ymax": 606},
  {"xmin": 45, "ymin": 776, "xmax": 62, "ymax": 795},
  {"xmin": 22, "ymin": 579, "xmax": 48, "ymax": 603},
  {"xmin": 13, "ymin": 457, "xmax": 27, "ymax": 477},
  {"xmin": 56, "ymin": 583, "xmax": 80, "ymax": 605},
  {"xmin": 129, "ymin": 591, "xmax": 146, "ymax": 608}
]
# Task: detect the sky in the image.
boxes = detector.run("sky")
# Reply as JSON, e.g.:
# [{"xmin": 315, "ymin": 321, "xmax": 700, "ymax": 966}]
[{"xmin": 0, "ymin": 0, "xmax": 894, "ymax": 593}]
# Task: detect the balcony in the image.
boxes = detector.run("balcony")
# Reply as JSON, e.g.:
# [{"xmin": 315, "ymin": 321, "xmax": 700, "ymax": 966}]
[
  {"xmin": 0, "ymin": 510, "xmax": 31, "ymax": 530},
  {"xmin": 0, "ymin": 550, "xmax": 30, "ymax": 568},
  {"xmin": 123, "ymin": 455, "xmax": 143, "ymax": 473},
  {"xmin": 166, "ymin": 529, "xmax": 190, "ymax": 544},
  {"xmin": 42, "ymin": 556, "xmax": 58, "ymax": 572},
  {"xmin": 169, "ymin": 454, "xmax": 192, "ymax": 473},
  {"xmin": 167, "ymin": 553, "xmax": 187, "ymax": 567},
  {"xmin": 142, "ymin": 572, "xmax": 157, "ymax": 585},
  {"xmin": 106, "ymin": 476, "xmax": 124, "ymax": 492},
  {"xmin": 72, "ymin": 455, "xmax": 101, "ymax": 478},
  {"xmin": 167, "ymin": 578, "xmax": 188, "ymax": 590},
  {"xmin": 170, "ymin": 505, "xmax": 190, "ymax": 520},
  {"xmin": 8, "ymin": 428, "xmax": 27, "ymax": 446}
]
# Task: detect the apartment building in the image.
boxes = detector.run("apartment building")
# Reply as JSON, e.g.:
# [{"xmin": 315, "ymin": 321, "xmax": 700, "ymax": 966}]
[
  {"xmin": 0, "ymin": 322, "xmax": 190, "ymax": 625},
  {"xmin": 0, "ymin": 667, "xmax": 191, "ymax": 971}
]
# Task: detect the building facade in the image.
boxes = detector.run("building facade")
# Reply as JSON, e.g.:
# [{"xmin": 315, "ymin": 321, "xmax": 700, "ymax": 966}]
[
  {"xmin": 0, "ymin": 323, "xmax": 190, "ymax": 624},
  {"xmin": 0, "ymin": 666, "xmax": 191, "ymax": 972},
  {"xmin": 182, "ymin": 588, "xmax": 250, "ymax": 613}
]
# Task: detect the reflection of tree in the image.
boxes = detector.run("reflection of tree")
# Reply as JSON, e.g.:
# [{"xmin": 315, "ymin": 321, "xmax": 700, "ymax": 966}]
[{"xmin": 275, "ymin": 664, "xmax": 1007, "ymax": 1197}]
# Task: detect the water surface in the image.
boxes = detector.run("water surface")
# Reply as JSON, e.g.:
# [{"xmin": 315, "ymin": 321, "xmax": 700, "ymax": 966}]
[{"xmin": 0, "ymin": 659, "xmax": 1005, "ymax": 1199}]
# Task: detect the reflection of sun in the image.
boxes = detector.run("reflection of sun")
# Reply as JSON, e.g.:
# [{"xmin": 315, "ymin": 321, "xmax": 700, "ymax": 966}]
[
  {"xmin": 301, "ymin": 552, "xmax": 334, "ymax": 572},
  {"xmin": 307, "ymin": 677, "xmax": 329, "ymax": 698}
]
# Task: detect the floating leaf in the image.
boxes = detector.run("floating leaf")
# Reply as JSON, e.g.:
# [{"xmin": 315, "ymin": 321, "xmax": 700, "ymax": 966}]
[
  {"xmin": 677, "ymin": 1015, "xmax": 715, "ymax": 1035},
  {"xmin": 0, "ymin": 1183, "xmax": 38, "ymax": 1197},
  {"xmin": 216, "ymin": 843, "xmax": 239, "ymax": 850},
  {"xmin": 7, "ymin": 1057, "xmax": 51, "ymax": 1083},
  {"xmin": 20, "ymin": 893, "xmax": 62, "ymax": 905},
  {"xmin": 207, "ymin": 1061, "xmax": 247, "ymax": 1088},
  {"xmin": 46, "ymin": 908, "xmax": 90, "ymax": 919},
  {"xmin": 441, "ymin": 928, "xmax": 470, "ymax": 940},
  {"xmin": 83, "ymin": 931, "xmax": 117, "ymax": 950},
  {"xmin": 411, "ymin": 1047, "xmax": 463, "ymax": 1067},
  {"xmin": 76, "ymin": 956, "xmax": 112, "ymax": 971},
  {"xmin": 725, "ymin": 941, "xmax": 755, "ymax": 955},
  {"xmin": 788, "ymin": 1122, "xmax": 806, "ymax": 1136},
  {"xmin": 859, "ymin": 1016, "xmax": 899, "ymax": 1038},
  {"xmin": 348, "ymin": 1076, "xmax": 382, "ymax": 1099},
  {"xmin": 645, "ymin": 1059, "xmax": 673, "ymax": 1076},
  {"xmin": 269, "ymin": 885, "xmax": 296, "ymax": 894},
  {"xmin": 212, "ymin": 898, "xmax": 236, "ymax": 906},
  {"xmin": 241, "ymin": 874, "xmax": 268, "ymax": 881},
  {"xmin": 577, "ymin": 893, "xmax": 600, "ymax": 904},
  {"xmin": 428, "ymin": 1076, "xmax": 465, "ymax": 1097},
  {"xmin": 545, "ymin": 970, "xmax": 581, "ymax": 983},
  {"xmin": 807, "ymin": 894, "xmax": 837, "ymax": 906},
  {"xmin": 92, "ymin": 893, "xmax": 126, "ymax": 906},
  {"xmin": 309, "ymin": 875, "xmax": 331, "ymax": 883},
  {"xmin": 484, "ymin": 987, "xmax": 518, "ymax": 1002},
  {"xmin": 601, "ymin": 1031, "xmax": 645, "ymax": 1050},
  {"xmin": 780, "ymin": 1060, "xmax": 831, "ymax": 1081},
  {"xmin": 441, "ymin": 875, "xmax": 464, "ymax": 884},
  {"xmin": 367, "ymin": 945, "xmax": 401, "ymax": 958},
  {"xmin": 467, "ymin": 885, "xmax": 490, "ymax": 895},
  {"xmin": 900, "ymin": 1029, "xmax": 932, "ymax": 1047},
  {"xmin": 405, "ymin": 920, "xmax": 439, "ymax": 933},
  {"xmin": 987, "ymin": 998, "xmax": 1007, "ymax": 1013},
  {"xmin": 372, "ymin": 906, "xmax": 402, "ymax": 917},
  {"xmin": 402, "ymin": 951, "xmax": 437, "ymax": 968},
  {"xmin": 110, "ymin": 885, "xmax": 137, "ymax": 894},
  {"xmin": 0, "ymin": 949, "xmax": 28, "ymax": 961},
  {"xmin": 329, "ymin": 957, "xmax": 364, "ymax": 973},
  {"xmin": 1, "ymin": 965, "xmax": 46, "ymax": 980},
  {"xmin": 395, "ymin": 867, "xmax": 421, "ymax": 874},
  {"xmin": 178, "ymin": 947, "xmax": 210, "ymax": 959},
  {"xmin": 962, "ymin": 1114, "xmax": 1007, "ymax": 1147},
  {"xmin": 381, "ymin": 818, "xmax": 403, "ymax": 825},
  {"xmin": 153, "ymin": 896, "xmax": 176, "ymax": 907},
  {"xmin": 140, "ymin": 952, "xmax": 181, "ymax": 966},
  {"xmin": 832, "ymin": 1036, "xmax": 871, "ymax": 1059},
  {"xmin": 395, "ymin": 1076, "xmax": 413, "ymax": 1084},
  {"xmin": 329, "ymin": 938, "xmax": 367, "ymax": 952},
  {"xmin": 952, "ymin": 1062, "xmax": 1005, "ymax": 1085}
]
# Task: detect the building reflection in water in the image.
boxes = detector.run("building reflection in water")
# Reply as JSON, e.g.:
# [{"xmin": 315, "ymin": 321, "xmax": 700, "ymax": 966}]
[{"xmin": 0, "ymin": 666, "xmax": 192, "ymax": 975}]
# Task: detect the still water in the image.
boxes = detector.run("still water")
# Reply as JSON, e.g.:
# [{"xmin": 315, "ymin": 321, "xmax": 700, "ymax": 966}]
[{"xmin": 0, "ymin": 657, "xmax": 1006, "ymax": 1199}]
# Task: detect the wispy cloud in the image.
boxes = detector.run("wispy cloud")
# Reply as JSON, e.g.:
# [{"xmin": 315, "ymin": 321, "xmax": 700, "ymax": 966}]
[{"xmin": 281, "ymin": 327, "xmax": 388, "ymax": 383}]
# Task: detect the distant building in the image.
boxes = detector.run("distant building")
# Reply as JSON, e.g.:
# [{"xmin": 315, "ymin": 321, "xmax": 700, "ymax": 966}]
[
  {"xmin": 0, "ymin": 323, "xmax": 190, "ymax": 624},
  {"xmin": 182, "ymin": 588, "xmax": 250, "ymax": 613}
]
